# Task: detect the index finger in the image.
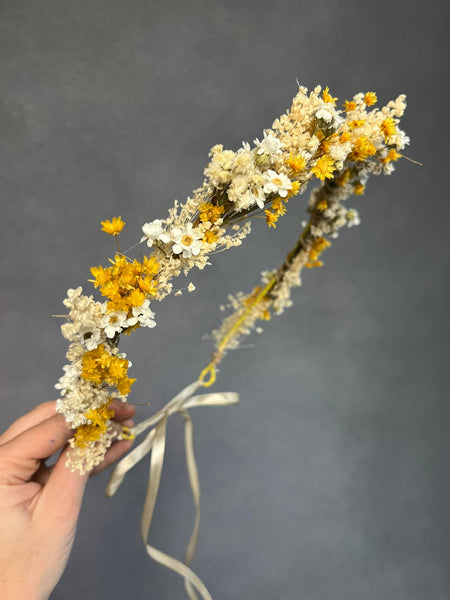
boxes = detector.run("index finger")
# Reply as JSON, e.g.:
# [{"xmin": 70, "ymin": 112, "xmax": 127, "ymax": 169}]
[
  {"xmin": 0, "ymin": 413, "xmax": 73, "ymax": 484},
  {"xmin": 0, "ymin": 401, "xmax": 58, "ymax": 446}
]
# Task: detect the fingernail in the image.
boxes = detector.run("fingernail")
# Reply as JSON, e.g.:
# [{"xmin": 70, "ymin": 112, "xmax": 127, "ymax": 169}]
[{"xmin": 122, "ymin": 418, "xmax": 134, "ymax": 428}]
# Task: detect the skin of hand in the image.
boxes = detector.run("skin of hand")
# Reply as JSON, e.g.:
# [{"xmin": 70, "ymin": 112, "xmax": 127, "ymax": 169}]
[{"xmin": 0, "ymin": 399, "xmax": 136, "ymax": 600}]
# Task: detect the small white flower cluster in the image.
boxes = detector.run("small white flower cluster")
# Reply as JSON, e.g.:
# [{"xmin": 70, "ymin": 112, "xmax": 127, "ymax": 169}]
[
  {"xmin": 60, "ymin": 287, "xmax": 106, "ymax": 350},
  {"xmin": 142, "ymin": 221, "xmax": 203, "ymax": 258},
  {"xmin": 60, "ymin": 287, "xmax": 156, "ymax": 349}
]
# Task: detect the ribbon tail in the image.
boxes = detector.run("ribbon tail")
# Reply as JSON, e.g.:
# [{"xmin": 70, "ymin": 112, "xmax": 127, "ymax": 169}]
[
  {"xmin": 140, "ymin": 415, "xmax": 213, "ymax": 600},
  {"xmin": 180, "ymin": 408, "xmax": 201, "ymax": 600},
  {"xmin": 142, "ymin": 544, "xmax": 212, "ymax": 600},
  {"xmin": 105, "ymin": 428, "xmax": 156, "ymax": 497}
]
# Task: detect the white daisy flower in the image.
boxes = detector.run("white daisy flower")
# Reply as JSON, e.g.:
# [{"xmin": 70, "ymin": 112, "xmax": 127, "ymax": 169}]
[
  {"xmin": 315, "ymin": 108, "xmax": 333, "ymax": 123},
  {"xmin": 141, "ymin": 219, "xmax": 171, "ymax": 247},
  {"xmin": 83, "ymin": 330, "xmax": 103, "ymax": 351},
  {"xmin": 254, "ymin": 132, "xmax": 282, "ymax": 157},
  {"xmin": 171, "ymin": 224, "xmax": 203, "ymax": 258},
  {"xmin": 262, "ymin": 170, "xmax": 292, "ymax": 198},
  {"xmin": 101, "ymin": 311, "xmax": 128, "ymax": 338},
  {"xmin": 126, "ymin": 299, "xmax": 156, "ymax": 329}
]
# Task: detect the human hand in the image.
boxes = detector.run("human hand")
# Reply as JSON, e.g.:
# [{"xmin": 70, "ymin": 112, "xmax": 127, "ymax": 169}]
[{"xmin": 0, "ymin": 400, "xmax": 136, "ymax": 600}]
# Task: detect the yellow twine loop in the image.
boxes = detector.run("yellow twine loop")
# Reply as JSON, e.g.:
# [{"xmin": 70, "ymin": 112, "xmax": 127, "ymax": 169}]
[
  {"xmin": 198, "ymin": 363, "xmax": 216, "ymax": 387},
  {"xmin": 121, "ymin": 426, "xmax": 135, "ymax": 440}
]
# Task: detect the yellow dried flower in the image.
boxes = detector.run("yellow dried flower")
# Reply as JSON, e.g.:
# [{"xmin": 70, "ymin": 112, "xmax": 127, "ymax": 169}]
[
  {"xmin": 322, "ymin": 86, "xmax": 337, "ymax": 103},
  {"xmin": 85, "ymin": 404, "xmax": 115, "ymax": 427},
  {"xmin": 101, "ymin": 216, "xmax": 125, "ymax": 236},
  {"xmin": 271, "ymin": 198, "xmax": 287, "ymax": 217},
  {"xmin": 350, "ymin": 137, "xmax": 377, "ymax": 161},
  {"xmin": 285, "ymin": 153, "xmax": 306, "ymax": 174},
  {"xmin": 363, "ymin": 92, "xmax": 377, "ymax": 106},
  {"xmin": 81, "ymin": 344, "xmax": 136, "ymax": 395},
  {"xmin": 308, "ymin": 236, "xmax": 331, "ymax": 262},
  {"xmin": 382, "ymin": 149, "xmax": 401, "ymax": 163},
  {"xmin": 199, "ymin": 202, "xmax": 225, "ymax": 223},
  {"xmin": 348, "ymin": 119, "xmax": 366, "ymax": 131},
  {"xmin": 381, "ymin": 117, "xmax": 397, "ymax": 140},
  {"xmin": 73, "ymin": 422, "xmax": 107, "ymax": 448},
  {"xmin": 343, "ymin": 100, "xmax": 357, "ymax": 112},
  {"xmin": 354, "ymin": 183, "xmax": 365, "ymax": 195},
  {"xmin": 311, "ymin": 155, "xmax": 336, "ymax": 180},
  {"xmin": 90, "ymin": 254, "xmax": 159, "ymax": 312},
  {"xmin": 287, "ymin": 180, "xmax": 301, "ymax": 198},
  {"xmin": 203, "ymin": 230, "xmax": 218, "ymax": 244},
  {"xmin": 305, "ymin": 260, "xmax": 323, "ymax": 269},
  {"xmin": 264, "ymin": 210, "xmax": 279, "ymax": 228},
  {"xmin": 73, "ymin": 403, "xmax": 115, "ymax": 448}
]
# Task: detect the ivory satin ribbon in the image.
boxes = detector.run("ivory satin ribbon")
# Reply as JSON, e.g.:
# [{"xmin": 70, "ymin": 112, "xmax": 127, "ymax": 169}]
[{"xmin": 105, "ymin": 380, "xmax": 239, "ymax": 600}]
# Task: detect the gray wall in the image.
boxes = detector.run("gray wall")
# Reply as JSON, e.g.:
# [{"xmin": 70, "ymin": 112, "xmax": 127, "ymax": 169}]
[{"xmin": 1, "ymin": 1, "xmax": 448, "ymax": 598}]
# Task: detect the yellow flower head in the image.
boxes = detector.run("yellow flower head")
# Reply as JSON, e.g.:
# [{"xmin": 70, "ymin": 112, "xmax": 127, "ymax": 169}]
[
  {"xmin": 198, "ymin": 202, "xmax": 225, "ymax": 224},
  {"xmin": 85, "ymin": 404, "xmax": 115, "ymax": 427},
  {"xmin": 339, "ymin": 131, "xmax": 352, "ymax": 144},
  {"xmin": 350, "ymin": 137, "xmax": 377, "ymax": 161},
  {"xmin": 285, "ymin": 153, "xmax": 306, "ymax": 174},
  {"xmin": 343, "ymin": 100, "xmax": 357, "ymax": 112},
  {"xmin": 348, "ymin": 119, "xmax": 366, "ymax": 131},
  {"xmin": 311, "ymin": 155, "xmax": 336, "ymax": 180},
  {"xmin": 287, "ymin": 180, "xmax": 301, "ymax": 198},
  {"xmin": 381, "ymin": 117, "xmax": 397, "ymax": 140},
  {"xmin": 203, "ymin": 230, "xmax": 219, "ymax": 244},
  {"xmin": 382, "ymin": 149, "xmax": 401, "ymax": 164},
  {"xmin": 363, "ymin": 92, "xmax": 377, "ymax": 107},
  {"xmin": 101, "ymin": 216, "xmax": 125, "ymax": 236},
  {"xmin": 73, "ymin": 402, "xmax": 116, "ymax": 448},
  {"xmin": 265, "ymin": 210, "xmax": 279, "ymax": 228},
  {"xmin": 271, "ymin": 198, "xmax": 287, "ymax": 217},
  {"xmin": 81, "ymin": 344, "xmax": 136, "ymax": 395},
  {"xmin": 322, "ymin": 87, "xmax": 337, "ymax": 103},
  {"xmin": 305, "ymin": 260, "xmax": 323, "ymax": 269},
  {"xmin": 90, "ymin": 253, "xmax": 159, "ymax": 312}
]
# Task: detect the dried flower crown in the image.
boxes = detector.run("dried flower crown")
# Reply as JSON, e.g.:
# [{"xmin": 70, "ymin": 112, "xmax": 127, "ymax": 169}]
[{"xmin": 55, "ymin": 84, "xmax": 410, "ymax": 476}]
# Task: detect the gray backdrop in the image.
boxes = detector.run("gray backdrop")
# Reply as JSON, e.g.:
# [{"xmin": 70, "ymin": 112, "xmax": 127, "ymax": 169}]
[{"xmin": 1, "ymin": 1, "xmax": 449, "ymax": 598}]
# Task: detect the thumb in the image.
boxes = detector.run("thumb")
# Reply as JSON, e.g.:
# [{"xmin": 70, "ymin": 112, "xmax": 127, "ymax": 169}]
[{"xmin": 36, "ymin": 444, "xmax": 90, "ymax": 523}]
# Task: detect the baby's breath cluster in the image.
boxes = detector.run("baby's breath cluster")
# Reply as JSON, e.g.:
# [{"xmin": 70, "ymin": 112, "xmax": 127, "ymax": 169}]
[{"xmin": 55, "ymin": 85, "xmax": 409, "ymax": 473}]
